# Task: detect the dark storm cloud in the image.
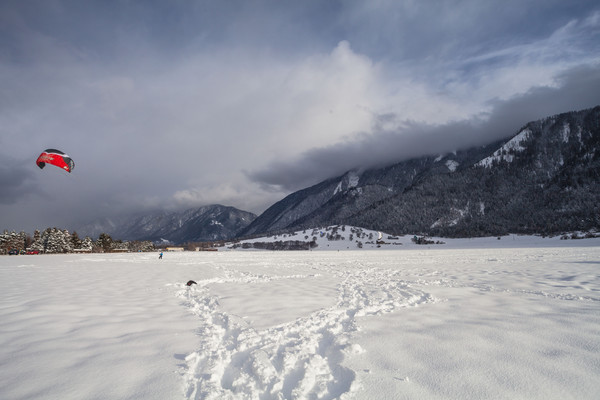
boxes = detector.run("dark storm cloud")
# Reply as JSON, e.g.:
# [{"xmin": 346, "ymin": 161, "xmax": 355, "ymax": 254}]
[
  {"xmin": 249, "ymin": 65, "xmax": 600, "ymax": 191},
  {"xmin": 0, "ymin": 157, "xmax": 39, "ymax": 204}
]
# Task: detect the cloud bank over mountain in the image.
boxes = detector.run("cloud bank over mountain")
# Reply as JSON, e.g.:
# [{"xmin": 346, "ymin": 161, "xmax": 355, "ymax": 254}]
[{"xmin": 1, "ymin": 1, "xmax": 599, "ymax": 231}]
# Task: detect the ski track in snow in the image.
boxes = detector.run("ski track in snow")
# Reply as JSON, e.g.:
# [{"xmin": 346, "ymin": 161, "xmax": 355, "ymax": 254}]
[{"xmin": 177, "ymin": 264, "xmax": 437, "ymax": 400}]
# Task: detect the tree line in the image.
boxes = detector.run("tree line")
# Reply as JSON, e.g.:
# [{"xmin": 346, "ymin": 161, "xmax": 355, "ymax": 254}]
[{"xmin": 0, "ymin": 228, "xmax": 155, "ymax": 254}]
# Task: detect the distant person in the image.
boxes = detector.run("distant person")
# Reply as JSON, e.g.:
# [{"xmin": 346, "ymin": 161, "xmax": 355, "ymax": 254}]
[{"xmin": 159, "ymin": 251, "xmax": 163, "ymax": 259}]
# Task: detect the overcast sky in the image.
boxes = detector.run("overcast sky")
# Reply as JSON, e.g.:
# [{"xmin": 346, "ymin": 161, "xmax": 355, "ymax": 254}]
[{"xmin": 1, "ymin": 0, "xmax": 599, "ymax": 233}]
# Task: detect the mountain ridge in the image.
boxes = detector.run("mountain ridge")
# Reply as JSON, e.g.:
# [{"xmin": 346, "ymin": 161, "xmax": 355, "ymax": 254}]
[
  {"xmin": 240, "ymin": 106, "xmax": 600, "ymax": 238},
  {"xmin": 77, "ymin": 204, "xmax": 256, "ymax": 244},
  {"xmin": 78, "ymin": 106, "xmax": 599, "ymax": 242}
]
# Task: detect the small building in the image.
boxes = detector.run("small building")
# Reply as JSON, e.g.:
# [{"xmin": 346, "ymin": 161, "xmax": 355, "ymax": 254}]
[
  {"xmin": 166, "ymin": 247, "xmax": 185, "ymax": 252},
  {"xmin": 196, "ymin": 247, "xmax": 218, "ymax": 251}
]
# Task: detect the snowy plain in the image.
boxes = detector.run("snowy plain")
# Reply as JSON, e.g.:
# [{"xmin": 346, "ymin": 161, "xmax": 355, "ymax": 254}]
[{"xmin": 1, "ymin": 234, "xmax": 600, "ymax": 400}]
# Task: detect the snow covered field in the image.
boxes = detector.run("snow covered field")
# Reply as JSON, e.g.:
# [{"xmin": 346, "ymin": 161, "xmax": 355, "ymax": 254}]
[{"xmin": 1, "ymin": 237, "xmax": 600, "ymax": 399}]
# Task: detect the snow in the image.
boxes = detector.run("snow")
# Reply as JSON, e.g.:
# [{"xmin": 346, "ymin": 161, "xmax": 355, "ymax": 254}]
[
  {"xmin": 561, "ymin": 122, "xmax": 571, "ymax": 143},
  {"xmin": 476, "ymin": 128, "xmax": 531, "ymax": 168},
  {"xmin": 333, "ymin": 181, "xmax": 343, "ymax": 195},
  {"xmin": 430, "ymin": 206, "xmax": 468, "ymax": 229},
  {"xmin": 1, "ymin": 235, "xmax": 600, "ymax": 400},
  {"xmin": 334, "ymin": 172, "xmax": 360, "ymax": 196},
  {"xmin": 347, "ymin": 171, "xmax": 360, "ymax": 188},
  {"xmin": 445, "ymin": 159, "xmax": 459, "ymax": 172}
]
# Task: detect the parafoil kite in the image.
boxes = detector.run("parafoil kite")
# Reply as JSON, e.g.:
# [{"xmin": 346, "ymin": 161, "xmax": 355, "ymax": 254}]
[{"xmin": 36, "ymin": 149, "xmax": 74, "ymax": 173}]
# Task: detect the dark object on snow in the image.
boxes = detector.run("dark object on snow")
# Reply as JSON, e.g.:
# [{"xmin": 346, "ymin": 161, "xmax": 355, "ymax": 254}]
[{"xmin": 186, "ymin": 280, "xmax": 197, "ymax": 286}]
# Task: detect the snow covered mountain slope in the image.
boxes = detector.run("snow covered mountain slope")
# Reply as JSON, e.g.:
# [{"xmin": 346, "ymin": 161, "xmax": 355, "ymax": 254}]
[{"xmin": 241, "ymin": 106, "xmax": 600, "ymax": 237}]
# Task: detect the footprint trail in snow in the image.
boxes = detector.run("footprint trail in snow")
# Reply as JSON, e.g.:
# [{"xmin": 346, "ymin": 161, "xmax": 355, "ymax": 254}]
[{"xmin": 177, "ymin": 265, "xmax": 436, "ymax": 400}]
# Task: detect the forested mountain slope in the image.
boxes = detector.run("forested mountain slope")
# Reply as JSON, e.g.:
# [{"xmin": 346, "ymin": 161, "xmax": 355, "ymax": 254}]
[{"xmin": 241, "ymin": 106, "xmax": 600, "ymax": 237}]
